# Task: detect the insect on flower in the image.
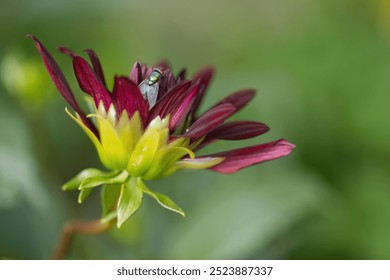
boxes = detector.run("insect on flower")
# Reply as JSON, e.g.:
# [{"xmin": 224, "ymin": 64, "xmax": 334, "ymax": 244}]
[
  {"xmin": 29, "ymin": 35, "xmax": 295, "ymax": 228},
  {"xmin": 138, "ymin": 67, "xmax": 163, "ymax": 108}
]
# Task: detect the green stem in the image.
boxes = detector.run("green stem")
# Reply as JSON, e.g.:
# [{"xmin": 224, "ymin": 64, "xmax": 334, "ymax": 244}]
[{"xmin": 52, "ymin": 219, "xmax": 115, "ymax": 260}]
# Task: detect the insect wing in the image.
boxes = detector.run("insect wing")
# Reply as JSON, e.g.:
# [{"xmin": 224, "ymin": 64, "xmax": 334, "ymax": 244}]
[
  {"xmin": 138, "ymin": 79, "xmax": 149, "ymax": 99},
  {"xmin": 147, "ymin": 83, "xmax": 159, "ymax": 108},
  {"xmin": 138, "ymin": 79, "xmax": 159, "ymax": 108}
]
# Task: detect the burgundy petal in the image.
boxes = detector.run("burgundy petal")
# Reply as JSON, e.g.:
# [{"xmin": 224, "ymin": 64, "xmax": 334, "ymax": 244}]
[
  {"xmin": 183, "ymin": 104, "xmax": 236, "ymax": 139},
  {"xmin": 169, "ymin": 84, "xmax": 200, "ymax": 131},
  {"xmin": 28, "ymin": 35, "xmax": 79, "ymax": 111},
  {"xmin": 28, "ymin": 35, "xmax": 98, "ymax": 136},
  {"xmin": 58, "ymin": 46, "xmax": 77, "ymax": 57},
  {"xmin": 213, "ymin": 89, "xmax": 256, "ymax": 112},
  {"xmin": 84, "ymin": 49, "xmax": 107, "ymax": 87},
  {"xmin": 205, "ymin": 139, "xmax": 295, "ymax": 174},
  {"xmin": 144, "ymin": 66, "xmax": 153, "ymax": 78},
  {"xmin": 72, "ymin": 56, "xmax": 112, "ymax": 111},
  {"xmin": 176, "ymin": 68, "xmax": 187, "ymax": 83},
  {"xmin": 112, "ymin": 76, "xmax": 148, "ymax": 126},
  {"xmin": 192, "ymin": 66, "xmax": 214, "ymax": 89},
  {"xmin": 206, "ymin": 121, "xmax": 269, "ymax": 141},
  {"xmin": 190, "ymin": 66, "xmax": 214, "ymax": 116},
  {"xmin": 164, "ymin": 71, "xmax": 177, "ymax": 94},
  {"xmin": 129, "ymin": 60, "xmax": 143, "ymax": 85},
  {"xmin": 149, "ymin": 80, "xmax": 192, "ymax": 121},
  {"xmin": 155, "ymin": 59, "xmax": 170, "ymax": 71}
]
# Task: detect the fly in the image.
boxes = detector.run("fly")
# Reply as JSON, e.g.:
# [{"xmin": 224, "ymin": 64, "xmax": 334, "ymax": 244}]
[{"xmin": 138, "ymin": 68, "xmax": 163, "ymax": 108}]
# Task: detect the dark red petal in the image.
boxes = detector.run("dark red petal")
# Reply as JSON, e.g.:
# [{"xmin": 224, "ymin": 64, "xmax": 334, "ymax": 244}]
[
  {"xmin": 129, "ymin": 60, "xmax": 142, "ymax": 85},
  {"xmin": 155, "ymin": 59, "xmax": 170, "ymax": 71},
  {"xmin": 192, "ymin": 66, "xmax": 214, "ymax": 89},
  {"xmin": 84, "ymin": 49, "xmax": 107, "ymax": 87},
  {"xmin": 164, "ymin": 71, "xmax": 177, "ymax": 93},
  {"xmin": 206, "ymin": 121, "xmax": 269, "ymax": 141},
  {"xmin": 28, "ymin": 35, "xmax": 98, "ymax": 136},
  {"xmin": 144, "ymin": 66, "xmax": 153, "ymax": 78},
  {"xmin": 190, "ymin": 66, "xmax": 214, "ymax": 116},
  {"xmin": 197, "ymin": 121, "xmax": 269, "ymax": 150},
  {"xmin": 206, "ymin": 139, "xmax": 295, "ymax": 174},
  {"xmin": 183, "ymin": 104, "xmax": 236, "ymax": 139},
  {"xmin": 169, "ymin": 84, "xmax": 199, "ymax": 131},
  {"xmin": 28, "ymin": 35, "xmax": 79, "ymax": 111},
  {"xmin": 72, "ymin": 56, "xmax": 112, "ymax": 111},
  {"xmin": 149, "ymin": 80, "xmax": 192, "ymax": 121},
  {"xmin": 176, "ymin": 68, "xmax": 187, "ymax": 83},
  {"xmin": 112, "ymin": 76, "xmax": 148, "ymax": 126},
  {"xmin": 58, "ymin": 46, "xmax": 77, "ymax": 57},
  {"xmin": 213, "ymin": 89, "xmax": 256, "ymax": 112}
]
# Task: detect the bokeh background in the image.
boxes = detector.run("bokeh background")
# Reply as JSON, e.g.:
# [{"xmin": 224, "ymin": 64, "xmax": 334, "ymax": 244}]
[{"xmin": 1, "ymin": 0, "xmax": 390, "ymax": 259}]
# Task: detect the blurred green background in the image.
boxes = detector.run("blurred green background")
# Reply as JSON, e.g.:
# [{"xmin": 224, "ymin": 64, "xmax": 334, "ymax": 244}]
[{"xmin": 1, "ymin": 0, "xmax": 390, "ymax": 259}]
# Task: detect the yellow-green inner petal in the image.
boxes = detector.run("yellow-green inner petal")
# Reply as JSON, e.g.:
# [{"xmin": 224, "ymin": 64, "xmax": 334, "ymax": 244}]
[
  {"xmin": 88, "ymin": 113, "xmax": 129, "ymax": 170},
  {"xmin": 65, "ymin": 108, "xmax": 107, "ymax": 165}
]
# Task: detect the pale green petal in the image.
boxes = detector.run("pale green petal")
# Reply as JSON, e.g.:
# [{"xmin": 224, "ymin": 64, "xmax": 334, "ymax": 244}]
[
  {"xmin": 78, "ymin": 188, "xmax": 92, "ymax": 203},
  {"xmin": 62, "ymin": 168, "xmax": 106, "ymax": 191},
  {"xmin": 146, "ymin": 116, "xmax": 169, "ymax": 150},
  {"xmin": 164, "ymin": 157, "xmax": 225, "ymax": 177},
  {"xmin": 88, "ymin": 113, "xmax": 128, "ymax": 170},
  {"xmin": 65, "ymin": 108, "xmax": 106, "ymax": 165},
  {"xmin": 157, "ymin": 128, "xmax": 169, "ymax": 150},
  {"xmin": 148, "ymin": 115, "xmax": 169, "ymax": 130},
  {"xmin": 167, "ymin": 137, "xmax": 190, "ymax": 148},
  {"xmin": 117, "ymin": 111, "xmax": 143, "ymax": 156},
  {"xmin": 139, "ymin": 180, "xmax": 185, "ymax": 216},
  {"xmin": 117, "ymin": 177, "xmax": 143, "ymax": 228},
  {"xmin": 143, "ymin": 146, "xmax": 195, "ymax": 180},
  {"xmin": 176, "ymin": 157, "xmax": 224, "ymax": 169},
  {"xmin": 127, "ymin": 127, "xmax": 160, "ymax": 176},
  {"xmin": 188, "ymin": 136, "xmax": 205, "ymax": 150},
  {"xmin": 105, "ymin": 103, "xmax": 118, "ymax": 126},
  {"xmin": 79, "ymin": 170, "xmax": 128, "ymax": 189}
]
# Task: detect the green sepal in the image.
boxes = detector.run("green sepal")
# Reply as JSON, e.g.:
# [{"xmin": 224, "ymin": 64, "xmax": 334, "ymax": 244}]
[
  {"xmin": 79, "ymin": 170, "xmax": 128, "ymax": 189},
  {"xmin": 117, "ymin": 177, "xmax": 143, "ymax": 228},
  {"xmin": 100, "ymin": 183, "xmax": 121, "ymax": 222},
  {"xmin": 62, "ymin": 168, "xmax": 106, "ymax": 191},
  {"xmin": 139, "ymin": 180, "xmax": 185, "ymax": 217},
  {"xmin": 78, "ymin": 188, "xmax": 92, "ymax": 204}
]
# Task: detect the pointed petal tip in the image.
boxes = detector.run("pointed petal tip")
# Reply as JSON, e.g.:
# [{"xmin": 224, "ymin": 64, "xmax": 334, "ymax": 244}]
[
  {"xmin": 192, "ymin": 66, "xmax": 214, "ymax": 83},
  {"xmin": 276, "ymin": 139, "xmax": 296, "ymax": 150},
  {"xmin": 26, "ymin": 34, "xmax": 42, "ymax": 46},
  {"xmin": 58, "ymin": 46, "xmax": 76, "ymax": 57}
]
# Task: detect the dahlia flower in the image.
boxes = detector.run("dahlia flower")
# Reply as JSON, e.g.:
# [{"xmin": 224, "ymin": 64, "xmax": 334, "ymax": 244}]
[{"xmin": 29, "ymin": 35, "xmax": 294, "ymax": 227}]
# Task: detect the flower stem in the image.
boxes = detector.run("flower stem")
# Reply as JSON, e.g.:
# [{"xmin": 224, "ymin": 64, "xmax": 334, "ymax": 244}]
[{"xmin": 52, "ymin": 219, "xmax": 115, "ymax": 259}]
